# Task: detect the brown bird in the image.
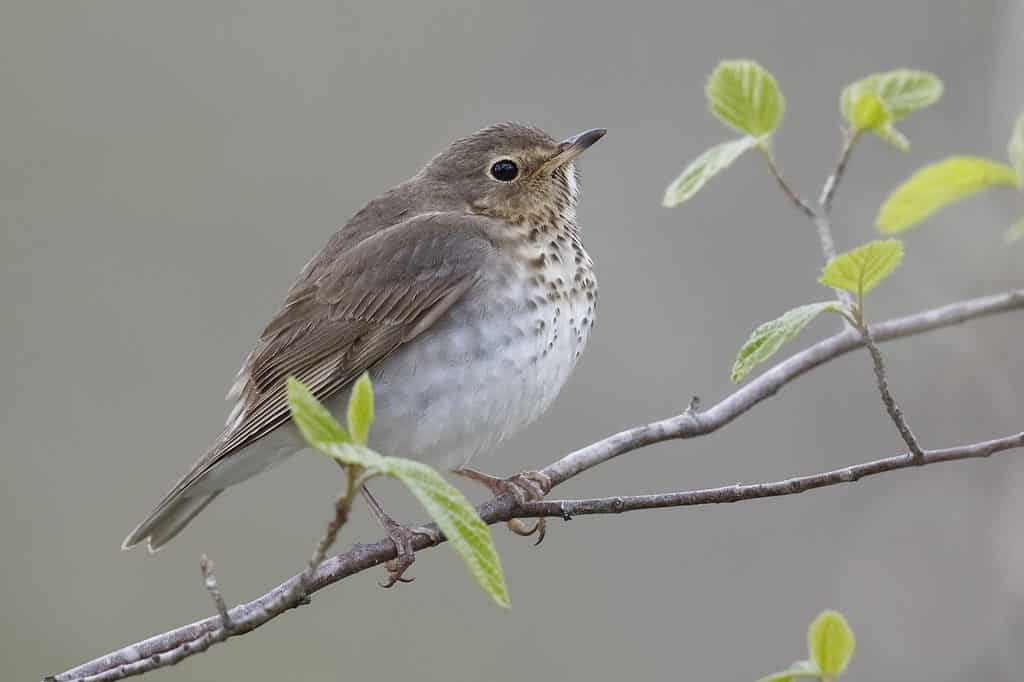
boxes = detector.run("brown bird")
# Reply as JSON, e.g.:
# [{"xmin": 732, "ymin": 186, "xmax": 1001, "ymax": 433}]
[{"xmin": 123, "ymin": 122, "xmax": 605, "ymax": 582}]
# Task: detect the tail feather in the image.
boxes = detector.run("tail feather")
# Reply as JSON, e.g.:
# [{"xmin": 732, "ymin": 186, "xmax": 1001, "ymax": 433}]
[{"xmin": 122, "ymin": 491, "xmax": 222, "ymax": 553}]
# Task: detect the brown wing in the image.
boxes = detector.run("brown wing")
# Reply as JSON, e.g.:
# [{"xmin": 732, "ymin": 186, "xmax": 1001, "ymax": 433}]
[{"xmin": 168, "ymin": 212, "xmax": 495, "ymax": 498}]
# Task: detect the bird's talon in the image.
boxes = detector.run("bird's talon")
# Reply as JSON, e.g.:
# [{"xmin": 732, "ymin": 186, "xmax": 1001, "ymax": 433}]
[
  {"xmin": 378, "ymin": 521, "xmax": 420, "ymax": 588},
  {"xmin": 452, "ymin": 467, "xmax": 551, "ymax": 545}
]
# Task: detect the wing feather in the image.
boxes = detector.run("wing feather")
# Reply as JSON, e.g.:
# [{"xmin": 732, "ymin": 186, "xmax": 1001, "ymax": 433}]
[{"xmin": 157, "ymin": 212, "xmax": 495, "ymax": 504}]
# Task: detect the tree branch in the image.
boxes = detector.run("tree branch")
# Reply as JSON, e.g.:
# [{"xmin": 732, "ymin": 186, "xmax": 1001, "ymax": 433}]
[
  {"xmin": 46, "ymin": 288, "xmax": 1024, "ymax": 682},
  {"xmin": 522, "ymin": 431, "xmax": 1024, "ymax": 519}
]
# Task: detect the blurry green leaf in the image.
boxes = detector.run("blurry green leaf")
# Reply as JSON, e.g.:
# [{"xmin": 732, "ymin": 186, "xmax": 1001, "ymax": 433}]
[
  {"xmin": 384, "ymin": 458, "xmax": 510, "ymax": 608},
  {"xmin": 319, "ymin": 441, "xmax": 388, "ymax": 471},
  {"xmin": 819, "ymin": 240, "xmax": 904, "ymax": 300},
  {"xmin": 840, "ymin": 70, "xmax": 942, "ymax": 151},
  {"xmin": 732, "ymin": 302, "xmax": 842, "ymax": 383},
  {"xmin": 841, "ymin": 69, "xmax": 943, "ymax": 122},
  {"xmin": 347, "ymin": 372, "xmax": 374, "ymax": 445},
  {"xmin": 1005, "ymin": 216, "xmax": 1024, "ymax": 243},
  {"xmin": 877, "ymin": 156, "xmax": 1019, "ymax": 233},
  {"xmin": 849, "ymin": 92, "xmax": 890, "ymax": 131},
  {"xmin": 706, "ymin": 60, "xmax": 786, "ymax": 137},
  {"xmin": 873, "ymin": 122, "xmax": 911, "ymax": 152},
  {"xmin": 663, "ymin": 136, "xmax": 759, "ymax": 206},
  {"xmin": 287, "ymin": 377, "xmax": 351, "ymax": 447},
  {"xmin": 807, "ymin": 610, "xmax": 855, "ymax": 678},
  {"xmin": 758, "ymin": 660, "xmax": 822, "ymax": 682},
  {"xmin": 1008, "ymin": 113, "xmax": 1024, "ymax": 184}
]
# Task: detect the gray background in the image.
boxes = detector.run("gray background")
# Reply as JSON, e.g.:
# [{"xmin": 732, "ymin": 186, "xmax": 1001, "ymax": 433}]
[{"xmin": 2, "ymin": 1, "xmax": 1022, "ymax": 680}]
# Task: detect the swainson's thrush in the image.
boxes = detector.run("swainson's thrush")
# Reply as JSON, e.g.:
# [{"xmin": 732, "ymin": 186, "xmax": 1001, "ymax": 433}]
[{"xmin": 123, "ymin": 123, "xmax": 605, "ymax": 571}]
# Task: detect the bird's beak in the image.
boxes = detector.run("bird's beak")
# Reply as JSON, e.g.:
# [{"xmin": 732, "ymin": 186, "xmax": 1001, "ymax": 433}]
[{"xmin": 543, "ymin": 128, "xmax": 607, "ymax": 170}]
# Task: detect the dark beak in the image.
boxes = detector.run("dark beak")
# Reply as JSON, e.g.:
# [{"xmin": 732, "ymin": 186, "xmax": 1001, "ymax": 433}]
[{"xmin": 544, "ymin": 128, "xmax": 607, "ymax": 169}]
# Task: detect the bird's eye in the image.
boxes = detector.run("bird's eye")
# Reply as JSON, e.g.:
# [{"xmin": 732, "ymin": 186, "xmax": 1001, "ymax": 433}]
[{"xmin": 489, "ymin": 159, "xmax": 519, "ymax": 182}]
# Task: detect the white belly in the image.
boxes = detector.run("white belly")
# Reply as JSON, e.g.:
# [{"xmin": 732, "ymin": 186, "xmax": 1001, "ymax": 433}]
[{"xmin": 331, "ymin": 270, "xmax": 596, "ymax": 469}]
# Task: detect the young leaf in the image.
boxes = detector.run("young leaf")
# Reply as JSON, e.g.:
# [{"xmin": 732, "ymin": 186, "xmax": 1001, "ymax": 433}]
[
  {"xmin": 757, "ymin": 660, "xmax": 822, "ymax": 682},
  {"xmin": 841, "ymin": 69, "xmax": 943, "ymax": 122},
  {"xmin": 1005, "ymin": 216, "xmax": 1024, "ymax": 243},
  {"xmin": 876, "ymin": 156, "xmax": 1019, "ymax": 233},
  {"xmin": 819, "ymin": 240, "xmax": 904, "ymax": 300},
  {"xmin": 663, "ymin": 136, "xmax": 759, "ymax": 207},
  {"xmin": 1009, "ymin": 112, "xmax": 1024, "ymax": 184},
  {"xmin": 873, "ymin": 122, "xmax": 910, "ymax": 153},
  {"xmin": 705, "ymin": 60, "xmax": 785, "ymax": 137},
  {"xmin": 849, "ymin": 92, "xmax": 891, "ymax": 131},
  {"xmin": 347, "ymin": 372, "xmax": 374, "ymax": 445},
  {"xmin": 384, "ymin": 457, "xmax": 511, "ymax": 608},
  {"xmin": 287, "ymin": 377, "xmax": 351, "ymax": 447},
  {"xmin": 807, "ymin": 610, "xmax": 855, "ymax": 678},
  {"xmin": 840, "ymin": 69, "xmax": 942, "ymax": 151},
  {"xmin": 731, "ymin": 302, "xmax": 842, "ymax": 383}
]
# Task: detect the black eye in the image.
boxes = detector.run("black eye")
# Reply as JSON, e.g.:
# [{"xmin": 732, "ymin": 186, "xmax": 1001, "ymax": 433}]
[{"xmin": 489, "ymin": 159, "xmax": 519, "ymax": 182}]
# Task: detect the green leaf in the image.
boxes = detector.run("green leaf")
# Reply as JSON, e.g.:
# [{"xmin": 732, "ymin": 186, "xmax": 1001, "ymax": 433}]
[
  {"xmin": 347, "ymin": 372, "xmax": 374, "ymax": 445},
  {"xmin": 873, "ymin": 122, "xmax": 910, "ymax": 153},
  {"xmin": 1005, "ymin": 216, "xmax": 1024, "ymax": 243},
  {"xmin": 807, "ymin": 610, "xmax": 855, "ymax": 678},
  {"xmin": 287, "ymin": 377, "xmax": 351, "ymax": 447},
  {"xmin": 758, "ymin": 660, "xmax": 822, "ymax": 682},
  {"xmin": 1008, "ymin": 113, "xmax": 1024, "ymax": 184},
  {"xmin": 706, "ymin": 60, "xmax": 785, "ymax": 137},
  {"xmin": 841, "ymin": 69, "xmax": 943, "ymax": 123},
  {"xmin": 876, "ymin": 156, "xmax": 1019, "ymax": 233},
  {"xmin": 663, "ymin": 136, "xmax": 759, "ymax": 207},
  {"xmin": 840, "ymin": 69, "xmax": 942, "ymax": 151},
  {"xmin": 819, "ymin": 240, "xmax": 904, "ymax": 300},
  {"xmin": 383, "ymin": 458, "xmax": 510, "ymax": 608},
  {"xmin": 849, "ymin": 92, "xmax": 890, "ymax": 131},
  {"xmin": 317, "ymin": 441, "xmax": 388, "ymax": 471},
  {"xmin": 731, "ymin": 302, "xmax": 842, "ymax": 383}
]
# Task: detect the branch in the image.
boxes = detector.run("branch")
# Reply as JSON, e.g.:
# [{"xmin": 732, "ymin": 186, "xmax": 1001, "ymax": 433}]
[
  {"xmin": 522, "ymin": 431, "xmax": 1024, "ymax": 519},
  {"xmin": 46, "ymin": 289, "xmax": 1024, "ymax": 682},
  {"xmin": 858, "ymin": 323, "xmax": 925, "ymax": 462}
]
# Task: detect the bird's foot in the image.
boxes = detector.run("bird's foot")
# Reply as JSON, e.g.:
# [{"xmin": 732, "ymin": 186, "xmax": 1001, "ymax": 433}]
[
  {"xmin": 451, "ymin": 467, "xmax": 552, "ymax": 545},
  {"xmin": 361, "ymin": 484, "xmax": 439, "ymax": 588},
  {"xmin": 379, "ymin": 521, "xmax": 439, "ymax": 588}
]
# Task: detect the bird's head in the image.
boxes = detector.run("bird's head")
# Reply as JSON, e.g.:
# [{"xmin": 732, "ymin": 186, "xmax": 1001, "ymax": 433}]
[{"xmin": 421, "ymin": 122, "xmax": 605, "ymax": 225}]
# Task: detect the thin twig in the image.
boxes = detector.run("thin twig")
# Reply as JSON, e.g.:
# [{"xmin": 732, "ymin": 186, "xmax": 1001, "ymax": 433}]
[
  {"xmin": 281, "ymin": 467, "xmax": 360, "ymax": 608},
  {"xmin": 818, "ymin": 128, "xmax": 863, "ymax": 214},
  {"xmin": 759, "ymin": 148, "xmax": 819, "ymax": 220},
  {"xmin": 858, "ymin": 322, "xmax": 925, "ymax": 462},
  {"xmin": 758, "ymin": 147, "xmax": 840, "ymax": 264},
  {"xmin": 45, "ymin": 288, "xmax": 1024, "ymax": 682},
  {"xmin": 198, "ymin": 555, "xmax": 231, "ymax": 636}
]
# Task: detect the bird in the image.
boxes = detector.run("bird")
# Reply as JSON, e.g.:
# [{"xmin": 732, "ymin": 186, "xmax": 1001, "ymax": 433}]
[{"xmin": 122, "ymin": 122, "xmax": 605, "ymax": 583}]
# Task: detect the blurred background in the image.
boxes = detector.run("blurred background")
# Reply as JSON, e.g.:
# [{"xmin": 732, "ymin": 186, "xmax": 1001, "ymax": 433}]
[{"xmin": 2, "ymin": 1, "xmax": 1022, "ymax": 680}]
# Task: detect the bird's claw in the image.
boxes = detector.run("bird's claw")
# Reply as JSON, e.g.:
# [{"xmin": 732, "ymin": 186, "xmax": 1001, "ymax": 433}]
[
  {"xmin": 452, "ymin": 468, "xmax": 552, "ymax": 545},
  {"xmin": 379, "ymin": 523, "xmax": 436, "ymax": 588}
]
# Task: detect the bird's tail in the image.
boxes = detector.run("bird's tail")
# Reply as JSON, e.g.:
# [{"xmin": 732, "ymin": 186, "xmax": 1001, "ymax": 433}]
[{"xmin": 121, "ymin": 490, "xmax": 222, "ymax": 553}]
